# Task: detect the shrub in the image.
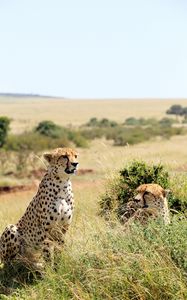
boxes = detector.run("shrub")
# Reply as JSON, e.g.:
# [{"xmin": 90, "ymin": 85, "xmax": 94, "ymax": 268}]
[
  {"xmin": 99, "ymin": 118, "xmax": 118, "ymax": 127},
  {"xmin": 85, "ymin": 117, "xmax": 118, "ymax": 128},
  {"xmin": 159, "ymin": 117, "xmax": 176, "ymax": 127},
  {"xmin": 110, "ymin": 127, "xmax": 151, "ymax": 146},
  {"xmin": 100, "ymin": 161, "xmax": 184, "ymax": 220},
  {"xmin": 35, "ymin": 120, "xmax": 89, "ymax": 148},
  {"xmin": 81, "ymin": 128, "xmax": 105, "ymax": 140},
  {"xmin": 35, "ymin": 120, "xmax": 65, "ymax": 138},
  {"xmin": 112, "ymin": 125, "xmax": 185, "ymax": 146},
  {"xmin": 124, "ymin": 117, "xmax": 139, "ymax": 126},
  {"xmin": 124, "ymin": 117, "xmax": 157, "ymax": 126},
  {"xmin": 83, "ymin": 117, "xmax": 186, "ymax": 146},
  {"xmin": 0, "ymin": 116, "xmax": 11, "ymax": 147},
  {"xmin": 4, "ymin": 132, "xmax": 70, "ymax": 152},
  {"xmin": 86, "ymin": 117, "xmax": 99, "ymax": 127},
  {"xmin": 0, "ymin": 149, "xmax": 12, "ymax": 175},
  {"xmin": 68, "ymin": 131, "xmax": 89, "ymax": 148}
]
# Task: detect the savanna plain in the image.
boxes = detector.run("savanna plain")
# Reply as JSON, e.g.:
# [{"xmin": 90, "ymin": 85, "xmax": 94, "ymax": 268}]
[{"xmin": 1, "ymin": 97, "xmax": 187, "ymax": 300}]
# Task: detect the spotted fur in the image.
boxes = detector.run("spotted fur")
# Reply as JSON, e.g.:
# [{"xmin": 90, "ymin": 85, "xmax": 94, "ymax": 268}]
[{"xmin": 0, "ymin": 147, "xmax": 78, "ymax": 264}]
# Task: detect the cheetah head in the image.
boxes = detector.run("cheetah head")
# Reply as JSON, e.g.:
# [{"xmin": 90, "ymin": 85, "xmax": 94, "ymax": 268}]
[
  {"xmin": 133, "ymin": 183, "xmax": 170, "ymax": 210},
  {"xmin": 43, "ymin": 147, "xmax": 78, "ymax": 177}
]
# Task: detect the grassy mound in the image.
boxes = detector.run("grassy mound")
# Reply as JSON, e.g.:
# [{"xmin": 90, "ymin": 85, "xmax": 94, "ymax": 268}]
[{"xmin": 99, "ymin": 161, "xmax": 187, "ymax": 221}]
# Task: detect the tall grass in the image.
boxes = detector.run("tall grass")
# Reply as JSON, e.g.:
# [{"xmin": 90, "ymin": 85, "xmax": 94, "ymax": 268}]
[
  {"xmin": 3, "ymin": 220, "xmax": 187, "ymax": 300},
  {"xmin": 1, "ymin": 178, "xmax": 187, "ymax": 299}
]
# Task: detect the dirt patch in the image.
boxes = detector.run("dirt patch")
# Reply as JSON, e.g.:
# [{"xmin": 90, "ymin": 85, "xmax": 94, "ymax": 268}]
[
  {"xmin": 77, "ymin": 169, "xmax": 94, "ymax": 175},
  {"xmin": 173, "ymin": 164, "xmax": 187, "ymax": 173},
  {"xmin": 0, "ymin": 184, "xmax": 34, "ymax": 195},
  {"xmin": 0, "ymin": 169, "xmax": 95, "ymax": 195}
]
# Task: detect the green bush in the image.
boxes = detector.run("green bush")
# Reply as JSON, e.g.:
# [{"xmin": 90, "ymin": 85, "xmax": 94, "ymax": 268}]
[
  {"xmin": 124, "ymin": 117, "xmax": 139, "ymax": 126},
  {"xmin": 68, "ymin": 131, "xmax": 89, "ymax": 148},
  {"xmin": 4, "ymin": 132, "xmax": 70, "ymax": 152},
  {"xmin": 124, "ymin": 117, "xmax": 158, "ymax": 126},
  {"xmin": 35, "ymin": 120, "xmax": 65, "ymax": 138},
  {"xmin": 100, "ymin": 161, "xmax": 184, "ymax": 220},
  {"xmin": 82, "ymin": 116, "xmax": 186, "ymax": 146},
  {"xmin": 35, "ymin": 120, "xmax": 89, "ymax": 148},
  {"xmin": 86, "ymin": 117, "xmax": 99, "ymax": 127},
  {"xmin": 81, "ymin": 127, "xmax": 105, "ymax": 140},
  {"xmin": 159, "ymin": 117, "xmax": 177, "ymax": 127},
  {"xmin": 86, "ymin": 117, "xmax": 118, "ymax": 128},
  {"xmin": 112, "ymin": 126, "xmax": 185, "ymax": 146},
  {"xmin": 82, "ymin": 122, "xmax": 186, "ymax": 146},
  {"xmin": 0, "ymin": 116, "xmax": 11, "ymax": 147},
  {"xmin": 110, "ymin": 127, "xmax": 151, "ymax": 146}
]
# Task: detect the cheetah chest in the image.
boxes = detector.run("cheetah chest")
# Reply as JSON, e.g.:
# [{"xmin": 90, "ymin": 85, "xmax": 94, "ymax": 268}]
[
  {"xmin": 46, "ymin": 184, "xmax": 74, "ymax": 226},
  {"xmin": 54, "ymin": 198, "xmax": 73, "ymax": 224}
]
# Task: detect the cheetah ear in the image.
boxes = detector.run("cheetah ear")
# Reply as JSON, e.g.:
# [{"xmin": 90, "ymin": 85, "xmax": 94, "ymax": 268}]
[
  {"xmin": 163, "ymin": 189, "xmax": 170, "ymax": 197},
  {"xmin": 43, "ymin": 153, "xmax": 52, "ymax": 163}
]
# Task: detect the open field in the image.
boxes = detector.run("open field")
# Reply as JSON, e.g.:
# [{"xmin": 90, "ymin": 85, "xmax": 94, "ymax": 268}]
[
  {"xmin": 1, "ymin": 99, "xmax": 187, "ymax": 298},
  {"xmin": 1, "ymin": 97, "xmax": 187, "ymax": 133},
  {"xmin": 78, "ymin": 136, "xmax": 187, "ymax": 173},
  {"xmin": 1, "ymin": 167, "xmax": 187, "ymax": 299},
  {"xmin": 1, "ymin": 136, "xmax": 187, "ymax": 298}
]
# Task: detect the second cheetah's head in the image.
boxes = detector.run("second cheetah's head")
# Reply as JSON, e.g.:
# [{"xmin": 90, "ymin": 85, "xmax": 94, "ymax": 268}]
[
  {"xmin": 43, "ymin": 147, "xmax": 78, "ymax": 177},
  {"xmin": 133, "ymin": 183, "xmax": 169, "ymax": 210}
]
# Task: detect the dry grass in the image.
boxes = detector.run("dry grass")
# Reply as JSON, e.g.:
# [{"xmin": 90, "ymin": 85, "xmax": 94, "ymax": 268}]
[
  {"xmin": 78, "ymin": 135, "xmax": 187, "ymax": 174},
  {"xmin": 1, "ymin": 97, "xmax": 187, "ymax": 133},
  {"xmin": 1, "ymin": 178, "xmax": 187, "ymax": 299},
  {"xmin": 1, "ymin": 97, "xmax": 187, "ymax": 298}
]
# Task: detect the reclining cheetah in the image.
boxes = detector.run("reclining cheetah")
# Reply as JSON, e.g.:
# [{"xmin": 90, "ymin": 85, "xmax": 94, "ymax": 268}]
[
  {"xmin": 0, "ymin": 147, "xmax": 78, "ymax": 265},
  {"xmin": 121, "ymin": 183, "xmax": 170, "ymax": 225}
]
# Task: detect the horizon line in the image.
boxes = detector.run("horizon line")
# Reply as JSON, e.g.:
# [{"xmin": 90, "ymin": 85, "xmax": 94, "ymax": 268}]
[{"xmin": 0, "ymin": 92, "xmax": 187, "ymax": 101}]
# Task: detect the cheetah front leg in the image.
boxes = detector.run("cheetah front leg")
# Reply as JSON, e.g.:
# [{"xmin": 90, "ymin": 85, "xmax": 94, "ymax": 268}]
[
  {"xmin": 0, "ymin": 224, "xmax": 21, "ymax": 263},
  {"xmin": 42, "ymin": 239, "xmax": 55, "ymax": 266}
]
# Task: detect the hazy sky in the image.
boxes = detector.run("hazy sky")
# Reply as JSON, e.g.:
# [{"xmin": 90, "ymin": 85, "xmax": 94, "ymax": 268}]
[{"xmin": 0, "ymin": 0, "xmax": 187, "ymax": 98}]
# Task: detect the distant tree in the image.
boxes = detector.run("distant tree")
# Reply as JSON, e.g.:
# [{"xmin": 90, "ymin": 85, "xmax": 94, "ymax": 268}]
[
  {"xmin": 166, "ymin": 105, "xmax": 183, "ymax": 116},
  {"xmin": 0, "ymin": 116, "xmax": 11, "ymax": 147}
]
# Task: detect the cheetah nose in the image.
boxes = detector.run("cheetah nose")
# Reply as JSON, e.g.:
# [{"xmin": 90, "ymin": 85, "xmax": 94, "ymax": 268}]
[{"xmin": 71, "ymin": 162, "xmax": 79, "ymax": 167}]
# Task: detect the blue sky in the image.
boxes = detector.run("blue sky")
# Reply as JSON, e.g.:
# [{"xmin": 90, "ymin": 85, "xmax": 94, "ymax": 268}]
[{"xmin": 0, "ymin": 0, "xmax": 187, "ymax": 98}]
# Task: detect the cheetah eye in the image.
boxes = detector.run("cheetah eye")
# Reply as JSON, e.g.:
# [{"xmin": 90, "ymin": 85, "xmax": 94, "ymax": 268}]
[
  {"xmin": 144, "ymin": 191, "xmax": 150, "ymax": 195},
  {"xmin": 144, "ymin": 191, "xmax": 154, "ymax": 198},
  {"xmin": 74, "ymin": 155, "xmax": 78, "ymax": 159},
  {"xmin": 62, "ymin": 155, "xmax": 68, "ymax": 159},
  {"xmin": 134, "ymin": 199, "xmax": 141, "ymax": 203},
  {"xmin": 143, "ymin": 191, "xmax": 150, "ymax": 199}
]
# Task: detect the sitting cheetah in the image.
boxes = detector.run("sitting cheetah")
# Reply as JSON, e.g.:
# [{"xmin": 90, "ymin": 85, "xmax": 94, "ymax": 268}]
[
  {"xmin": 0, "ymin": 147, "xmax": 78, "ymax": 265},
  {"xmin": 121, "ymin": 183, "xmax": 170, "ymax": 225}
]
